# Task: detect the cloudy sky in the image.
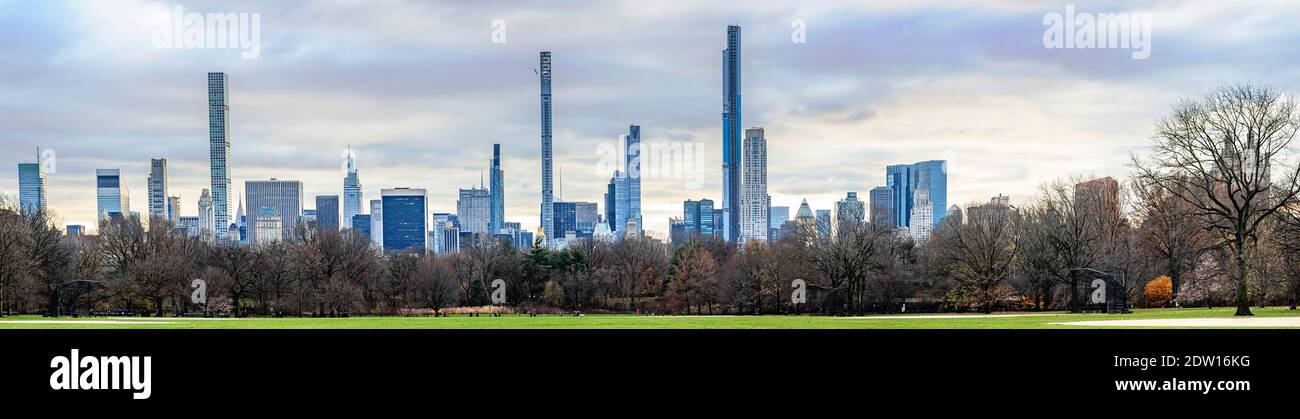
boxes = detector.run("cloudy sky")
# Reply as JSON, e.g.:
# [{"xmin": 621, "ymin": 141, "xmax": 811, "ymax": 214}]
[{"xmin": 2, "ymin": 0, "xmax": 1300, "ymax": 236}]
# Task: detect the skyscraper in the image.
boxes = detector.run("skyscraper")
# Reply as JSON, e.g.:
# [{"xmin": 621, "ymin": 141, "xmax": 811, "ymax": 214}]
[
  {"xmin": 683, "ymin": 199, "xmax": 716, "ymax": 239},
  {"xmin": 886, "ymin": 160, "xmax": 948, "ymax": 230},
  {"xmin": 769, "ymin": 206, "xmax": 789, "ymax": 230},
  {"xmin": 740, "ymin": 127, "xmax": 767, "ymax": 244},
  {"xmin": 457, "ymin": 187, "xmax": 492, "ymax": 235},
  {"xmin": 574, "ymin": 202, "xmax": 599, "ymax": 233},
  {"xmin": 245, "ymin": 179, "xmax": 304, "ymax": 246},
  {"xmin": 489, "ymin": 143, "xmax": 504, "ymax": 235},
  {"xmin": 167, "ymin": 196, "xmax": 182, "ymax": 226},
  {"xmin": 553, "ymin": 201, "xmax": 579, "ymax": 240},
  {"xmin": 370, "ymin": 199, "xmax": 383, "ymax": 247},
  {"xmin": 947, "ymin": 204, "xmax": 964, "ymax": 226},
  {"xmin": 611, "ymin": 171, "xmax": 630, "ymax": 238},
  {"xmin": 539, "ymin": 51, "xmax": 555, "ymax": 248},
  {"xmin": 909, "ymin": 188, "xmax": 934, "ymax": 243},
  {"xmin": 835, "ymin": 192, "xmax": 865, "ymax": 225},
  {"xmin": 17, "ymin": 155, "xmax": 46, "ymax": 213},
  {"xmin": 351, "ymin": 214, "xmax": 371, "ymax": 238},
  {"xmin": 604, "ymin": 175, "xmax": 617, "ymax": 231},
  {"xmin": 795, "ymin": 199, "xmax": 816, "ymax": 235},
  {"xmin": 669, "ymin": 217, "xmax": 688, "ymax": 245},
  {"xmin": 1075, "ymin": 177, "xmax": 1121, "ymax": 228},
  {"xmin": 624, "ymin": 125, "xmax": 642, "ymax": 238},
  {"xmin": 316, "ymin": 195, "xmax": 340, "ymax": 231},
  {"xmin": 869, "ymin": 186, "xmax": 894, "ymax": 226},
  {"xmin": 96, "ymin": 169, "xmax": 129, "ymax": 222},
  {"xmin": 208, "ymin": 72, "xmax": 232, "ymax": 242},
  {"xmin": 432, "ymin": 213, "xmax": 459, "ymax": 254},
  {"xmin": 551, "ymin": 201, "xmax": 599, "ymax": 239},
  {"xmin": 967, "ymin": 195, "xmax": 1011, "ymax": 223},
  {"xmin": 381, "ymin": 188, "xmax": 428, "ymax": 254},
  {"xmin": 721, "ymin": 25, "xmax": 742, "ymax": 243},
  {"xmin": 343, "ymin": 148, "xmax": 362, "ymax": 230},
  {"xmin": 179, "ymin": 216, "xmax": 200, "ymax": 237},
  {"xmin": 198, "ymin": 189, "xmax": 214, "ymax": 240},
  {"xmin": 815, "ymin": 209, "xmax": 832, "ymax": 236},
  {"xmin": 148, "ymin": 158, "xmax": 169, "ymax": 223}
]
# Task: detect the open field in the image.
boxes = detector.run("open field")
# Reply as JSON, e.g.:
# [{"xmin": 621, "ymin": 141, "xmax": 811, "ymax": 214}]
[{"xmin": 2, "ymin": 307, "xmax": 1300, "ymax": 329}]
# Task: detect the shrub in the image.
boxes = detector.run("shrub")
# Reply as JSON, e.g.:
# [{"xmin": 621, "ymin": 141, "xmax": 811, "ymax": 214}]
[{"xmin": 1145, "ymin": 276, "xmax": 1173, "ymax": 307}]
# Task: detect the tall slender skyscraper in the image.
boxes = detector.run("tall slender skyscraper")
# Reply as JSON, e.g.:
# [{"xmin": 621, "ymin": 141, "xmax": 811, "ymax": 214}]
[
  {"xmin": 208, "ymin": 72, "xmax": 232, "ymax": 242},
  {"xmin": 489, "ymin": 143, "xmax": 504, "ymax": 235},
  {"xmin": 740, "ymin": 127, "xmax": 767, "ymax": 244},
  {"xmin": 148, "ymin": 158, "xmax": 169, "ymax": 223},
  {"xmin": 17, "ymin": 151, "xmax": 46, "ymax": 213},
  {"xmin": 343, "ymin": 148, "xmax": 362, "ymax": 230},
  {"xmin": 604, "ymin": 176, "xmax": 617, "ymax": 230},
  {"xmin": 539, "ymin": 52, "xmax": 555, "ymax": 248},
  {"xmin": 625, "ymin": 125, "xmax": 642, "ymax": 238},
  {"xmin": 721, "ymin": 25, "xmax": 742, "ymax": 243}
]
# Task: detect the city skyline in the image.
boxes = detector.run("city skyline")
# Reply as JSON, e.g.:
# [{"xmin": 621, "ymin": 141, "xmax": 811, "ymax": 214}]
[{"xmin": 3, "ymin": 1, "xmax": 1299, "ymax": 237}]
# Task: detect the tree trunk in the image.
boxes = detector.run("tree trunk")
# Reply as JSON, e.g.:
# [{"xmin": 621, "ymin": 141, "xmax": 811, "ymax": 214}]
[
  {"xmin": 1234, "ymin": 243, "xmax": 1253, "ymax": 316},
  {"xmin": 1169, "ymin": 268, "xmax": 1181, "ymax": 304}
]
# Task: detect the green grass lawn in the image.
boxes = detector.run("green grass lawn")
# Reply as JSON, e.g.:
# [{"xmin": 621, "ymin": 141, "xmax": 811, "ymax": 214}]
[{"xmin": 2, "ymin": 307, "xmax": 1300, "ymax": 329}]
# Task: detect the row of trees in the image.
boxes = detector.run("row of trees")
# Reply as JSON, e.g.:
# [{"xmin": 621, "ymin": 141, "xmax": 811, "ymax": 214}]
[{"xmin": 1, "ymin": 83, "xmax": 1298, "ymax": 317}]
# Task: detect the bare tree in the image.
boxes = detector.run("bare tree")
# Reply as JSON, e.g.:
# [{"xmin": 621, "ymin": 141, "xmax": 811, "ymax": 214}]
[
  {"xmin": 1130, "ymin": 176, "xmax": 1216, "ymax": 300},
  {"xmin": 412, "ymin": 255, "xmax": 459, "ymax": 313},
  {"xmin": 1133, "ymin": 83, "xmax": 1300, "ymax": 315},
  {"xmin": 929, "ymin": 207, "xmax": 1018, "ymax": 313},
  {"xmin": 0, "ymin": 203, "xmax": 32, "ymax": 315},
  {"xmin": 729, "ymin": 241, "xmax": 772, "ymax": 314},
  {"xmin": 451, "ymin": 235, "xmax": 515, "ymax": 305},
  {"xmin": 601, "ymin": 237, "xmax": 668, "ymax": 312},
  {"xmin": 666, "ymin": 243, "xmax": 717, "ymax": 314},
  {"xmin": 805, "ymin": 216, "xmax": 894, "ymax": 315},
  {"xmin": 209, "ymin": 245, "xmax": 258, "ymax": 316},
  {"xmin": 1271, "ymin": 211, "xmax": 1300, "ymax": 309}
]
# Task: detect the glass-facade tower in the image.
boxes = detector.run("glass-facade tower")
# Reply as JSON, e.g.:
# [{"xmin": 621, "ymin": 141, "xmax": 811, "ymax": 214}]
[
  {"xmin": 148, "ymin": 158, "xmax": 169, "ymax": 222},
  {"xmin": 18, "ymin": 159, "xmax": 45, "ymax": 213},
  {"xmin": 721, "ymin": 25, "xmax": 742, "ymax": 243},
  {"xmin": 343, "ymin": 149, "xmax": 362, "ymax": 229},
  {"xmin": 886, "ymin": 160, "xmax": 948, "ymax": 229},
  {"xmin": 490, "ymin": 143, "xmax": 504, "ymax": 235},
  {"xmin": 381, "ymin": 188, "xmax": 428, "ymax": 254},
  {"xmin": 208, "ymin": 72, "xmax": 232, "ymax": 243},
  {"xmin": 539, "ymin": 52, "xmax": 555, "ymax": 248}
]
